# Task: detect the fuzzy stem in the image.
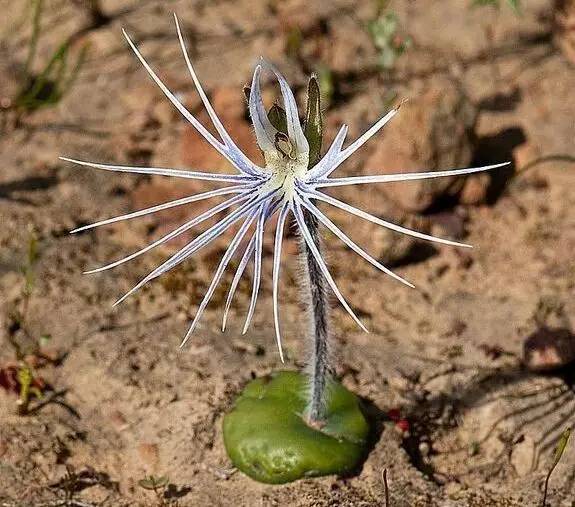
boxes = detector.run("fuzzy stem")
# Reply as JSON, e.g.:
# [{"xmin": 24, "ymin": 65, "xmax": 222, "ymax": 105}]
[{"xmin": 300, "ymin": 210, "xmax": 332, "ymax": 424}]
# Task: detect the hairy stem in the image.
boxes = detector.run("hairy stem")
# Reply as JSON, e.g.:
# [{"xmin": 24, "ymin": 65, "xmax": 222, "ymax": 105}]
[{"xmin": 300, "ymin": 210, "xmax": 332, "ymax": 424}]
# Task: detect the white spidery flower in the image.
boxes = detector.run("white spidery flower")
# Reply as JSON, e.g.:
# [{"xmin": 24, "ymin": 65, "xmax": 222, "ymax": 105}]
[{"xmin": 61, "ymin": 15, "xmax": 509, "ymax": 362}]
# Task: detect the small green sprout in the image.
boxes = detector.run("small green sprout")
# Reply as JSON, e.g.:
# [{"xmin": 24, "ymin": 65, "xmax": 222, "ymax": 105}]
[
  {"xmin": 139, "ymin": 475, "xmax": 171, "ymax": 506},
  {"xmin": 4, "ymin": 0, "xmax": 88, "ymax": 117},
  {"xmin": 368, "ymin": 11, "xmax": 411, "ymax": 70},
  {"xmin": 315, "ymin": 64, "xmax": 334, "ymax": 109},
  {"xmin": 542, "ymin": 427, "xmax": 571, "ymax": 507},
  {"xmin": 16, "ymin": 363, "xmax": 43, "ymax": 415}
]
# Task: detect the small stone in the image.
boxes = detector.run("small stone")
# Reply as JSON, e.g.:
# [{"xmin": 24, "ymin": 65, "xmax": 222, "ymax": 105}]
[
  {"xmin": 418, "ymin": 441, "xmax": 430, "ymax": 457},
  {"xmin": 459, "ymin": 172, "xmax": 490, "ymax": 205},
  {"xmin": 137, "ymin": 442, "xmax": 160, "ymax": 471},
  {"xmin": 513, "ymin": 142, "xmax": 540, "ymax": 171},
  {"xmin": 523, "ymin": 327, "xmax": 575, "ymax": 372},
  {"xmin": 510, "ymin": 435, "xmax": 535, "ymax": 477},
  {"xmin": 109, "ymin": 410, "xmax": 129, "ymax": 432}
]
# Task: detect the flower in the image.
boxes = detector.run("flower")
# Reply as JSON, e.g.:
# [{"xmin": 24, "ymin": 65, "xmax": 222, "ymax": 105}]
[{"xmin": 61, "ymin": 14, "xmax": 508, "ymax": 361}]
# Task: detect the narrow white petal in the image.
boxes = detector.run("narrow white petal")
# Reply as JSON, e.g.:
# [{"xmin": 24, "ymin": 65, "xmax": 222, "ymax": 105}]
[
  {"xmin": 60, "ymin": 156, "xmax": 254, "ymax": 183},
  {"xmin": 71, "ymin": 185, "xmax": 246, "ymax": 233},
  {"xmin": 322, "ymin": 125, "xmax": 349, "ymax": 164},
  {"xmin": 306, "ymin": 124, "xmax": 348, "ymax": 180},
  {"xmin": 249, "ymin": 64, "xmax": 277, "ymax": 153},
  {"xmin": 85, "ymin": 192, "xmax": 250, "ymax": 274},
  {"xmin": 242, "ymin": 202, "xmax": 270, "ymax": 334},
  {"xmin": 174, "ymin": 14, "xmax": 260, "ymax": 177},
  {"xmin": 313, "ymin": 162, "xmax": 511, "ymax": 188},
  {"xmin": 291, "ymin": 200, "xmax": 368, "ymax": 333},
  {"xmin": 222, "ymin": 234, "xmax": 256, "ymax": 332},
  {"xmin": 305, "ymin": 188, "xmax": 471, "ymax": 249},
  {"xmin": 222, "ymin": 199, "xmax": 283, "ymax": 332},
  {"xmin": 261, "ymin": 60, "xmax": 309, "ymax": 155},
  {"xmin": 122, "ymin": 28, "xmax": 252, "ymax": 174},
  {"xmin": 297, "ymin": 194, "xmax": 415, "ymax": 288},
  {"xmin": 272, "ymin": 203, "xmax": 289, "ymax": 363},
  {"xmin": 180, "ymin": 213, "xmax": 257, "ymax": 347}
]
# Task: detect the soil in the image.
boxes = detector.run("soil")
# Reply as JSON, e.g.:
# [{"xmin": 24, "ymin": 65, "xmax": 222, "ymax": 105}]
[{"xmin": 1, "ymin": 0, "xmax": 575, "ymax": 505}]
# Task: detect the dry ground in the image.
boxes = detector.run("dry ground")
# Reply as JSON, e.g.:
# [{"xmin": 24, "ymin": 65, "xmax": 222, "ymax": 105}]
[{"xmin": 1, "ymin": 0, "xmax": 575, "ymax": 505}]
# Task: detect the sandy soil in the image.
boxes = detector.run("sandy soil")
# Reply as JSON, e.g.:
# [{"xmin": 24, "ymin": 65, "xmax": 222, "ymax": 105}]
[{"xmin": 1, "ymin": 0, "xmax": 575, "ymax": 505}]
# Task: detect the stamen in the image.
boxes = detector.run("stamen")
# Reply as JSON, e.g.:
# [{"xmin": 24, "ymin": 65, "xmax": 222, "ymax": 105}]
[{"xmin": 274, "ymin": 132, "xmax": 296, "ymax": 160}]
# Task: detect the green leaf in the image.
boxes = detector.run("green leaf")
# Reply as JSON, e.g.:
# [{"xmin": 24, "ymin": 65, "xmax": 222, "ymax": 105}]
[
  {"xmin": 223, "ymin": 371, "xmax": 370, "ymax": 484},
  {"xmin": 267, "ymin": 103, "xmax": 288, "ymax": 135},
  {"xmin": 303, "ymin": 75, "xmax": 323, "ymax": 168},
  {"xmin": 138, "ymin": 475, "xmax": 169, "ymax": 490}
]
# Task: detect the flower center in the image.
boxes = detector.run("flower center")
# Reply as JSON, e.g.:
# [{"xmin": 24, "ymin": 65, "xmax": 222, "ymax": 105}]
[{"xmin": 261, "ymin": 140, "xmax": 309, "ymax": 201}]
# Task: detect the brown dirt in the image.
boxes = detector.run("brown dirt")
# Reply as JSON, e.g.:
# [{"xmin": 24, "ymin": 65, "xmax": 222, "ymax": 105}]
[{"xmin": 1, "ymin": 0, "xmax": 575, "ymax": 505}]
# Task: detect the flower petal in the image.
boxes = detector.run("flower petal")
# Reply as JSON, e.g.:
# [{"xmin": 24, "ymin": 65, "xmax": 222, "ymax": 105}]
[
  {"xmin": 243, "ymin": 201, "xmax": 273, "ymax": 333},
  {"xmin": 306, "ymin": 125, "xmax": 348, "ymax": 179},
  {"xmin": 174, "ymin": 14, "xmax": 261, "ymax": 176},
  {"xmin": 261, "ymin": 60, "xmax": 309, "ymax": 156},
  {"xmin": 249, "ymin": 64, "xmax": 277, "ymax": 153},
  {"xmin": 312, "ymin": 105, "xmax": 400, "ymax": 179},
  {"xmin": 311, "ymin": 162, "xmax": 510, "ymax": 187},
  {"xmin": 222, "ymin": 234, "xmax": 256, "ymax": 332},
  {"xmin": 60, "ymin": 157, "xmax": 255, "ymax": 182},
  {"xmin": 85, "ymin": 192, "xmax": 251, "ymax": 274},
  {"xmin": 111, "ymin": 192, "xmax": 269, "ymax": 306},
  {"xmin": 272, "ymin": 203, "xmax": 289, "ymax": 363},
  {"xmin": 71, "ymin": 185, "xmax": 247, "ymax": 234}
]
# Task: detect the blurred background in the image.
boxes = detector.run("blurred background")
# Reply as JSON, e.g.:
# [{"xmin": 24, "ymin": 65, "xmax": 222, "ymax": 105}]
[{"xmin": 1, "ymin": 0, "xmax": 574, "ymax": 505}]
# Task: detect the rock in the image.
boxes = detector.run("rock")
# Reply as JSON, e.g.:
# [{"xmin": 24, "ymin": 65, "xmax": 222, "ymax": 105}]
[
  {"xmin": 513, "ymin": 142, "xmax": 540, "ymax": 171},
  {"xmin": 523, "ymin": 327, "xmax": 575, "ymax": 372},
  {"xmin": 459, "ymin": 172, "xmax": 490, "ymax": 205},
  {"xmin": 365, "ymin": 78, "xmax": 477, "ymax": 212},
  {"xmin": 137, "ymin": 442, "xmax": 160, "ymax": 471},
  {"xmin": 510, "ymin": 436, "xmax": 535, "ymax": 477}
]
